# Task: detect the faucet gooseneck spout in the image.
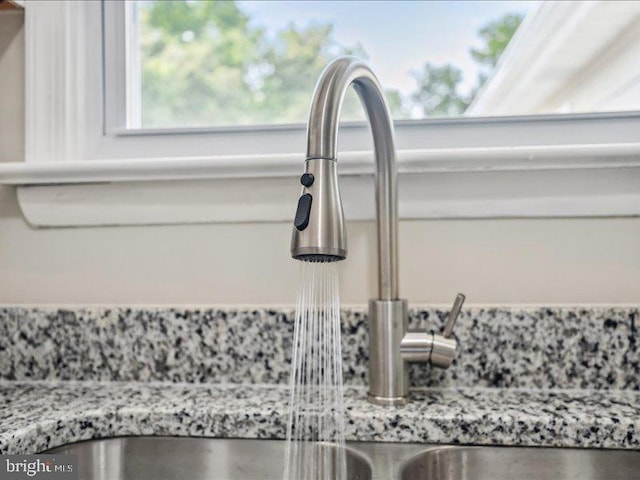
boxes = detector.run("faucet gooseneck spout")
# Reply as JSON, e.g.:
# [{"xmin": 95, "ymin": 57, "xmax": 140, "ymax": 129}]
[
  {"xmin": 291, "ymin": 56, "xmax": 464, "ymax": 406},
  {"xmin": 294, "ymin": 57, "xmax": 398, "ymax": 300}
]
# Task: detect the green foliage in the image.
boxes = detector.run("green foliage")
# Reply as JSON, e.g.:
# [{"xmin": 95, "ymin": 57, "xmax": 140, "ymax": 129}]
[
  {"xmin": 409, "ymin": 12, "xmax": 524, "ymax": 117},
  {"xmin": 410, "ymin": 64, "xmax": 469, "ymax": 117},
  {"xmin": 139, "ymin": 0, "xmax": 395, "ymax": 127},
  {"xmin": 470, "ymin": 13, "xmax": 524, "ymax": 69},
  {"xmin": 140, "ymin": 0, "xmax": 261, "ymax": 126},
  {"xmin": 257, "ymin": 23, "xmax": 367, "ymax": 123},
  {"xmin": 138, "ymin": 2, "xmax": 523, "ymax": 125}
]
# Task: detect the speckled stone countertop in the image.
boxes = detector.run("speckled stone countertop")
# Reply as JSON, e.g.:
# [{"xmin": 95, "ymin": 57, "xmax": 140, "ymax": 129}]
[
  {"xmin": 1, "ymin": 381, "xmax": 639, "ymax": 455},
  {"xmin": 0, "ymin": 306, "xmax": 638, "ymax": 454}
]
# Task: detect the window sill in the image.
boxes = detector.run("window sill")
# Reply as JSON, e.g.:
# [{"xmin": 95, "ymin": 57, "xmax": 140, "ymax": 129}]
[
  {"xmin": 2, "ymin": 143, "xmax": 640, "ymax": 184},
  {"xmin": 1, "ymin": 143, "xmax": 639, "ymax": 227}
]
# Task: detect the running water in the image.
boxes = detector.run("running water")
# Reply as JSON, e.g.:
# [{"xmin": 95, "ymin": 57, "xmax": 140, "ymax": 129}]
[{"xmin": 283, "ymin": 260, "xmax": 347, "ymax": 480}]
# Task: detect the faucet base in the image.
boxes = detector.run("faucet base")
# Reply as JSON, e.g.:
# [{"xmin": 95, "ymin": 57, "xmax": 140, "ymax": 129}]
[
  {"xmin": 367, "ymin": 392, "xmax": 408, "ymax": 407},
  {"xmin": 367, "ymin": 299, "xmax": 409, "ymax": 403}
]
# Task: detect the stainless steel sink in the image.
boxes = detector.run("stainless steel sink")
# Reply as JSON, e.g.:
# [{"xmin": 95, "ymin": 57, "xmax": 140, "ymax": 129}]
[
  {"xmin": 45, "ymin": 437, "xmax": 640, "ymax": 480},
  {"xmin": 46, "ymin": 437, "xmax": 371, "ymax": 480},
  {"xmin": 400, "ymin": 446, "xmax": 640, "ymax": 480}
]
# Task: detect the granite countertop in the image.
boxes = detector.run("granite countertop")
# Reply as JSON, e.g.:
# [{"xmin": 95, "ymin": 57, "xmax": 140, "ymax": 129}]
[
  {"xmin": 0, "ymin": 306, "xmax": 638, "ymax": 454},
  {"xmin": 1, "ymin": 380, "xmax": 639, "ymax": 454}
]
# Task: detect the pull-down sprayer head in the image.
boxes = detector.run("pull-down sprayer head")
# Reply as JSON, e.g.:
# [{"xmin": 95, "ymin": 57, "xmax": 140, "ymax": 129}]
[{"xmin": 290, "ymin": 156, "xmax": 347, "ymax": 263}]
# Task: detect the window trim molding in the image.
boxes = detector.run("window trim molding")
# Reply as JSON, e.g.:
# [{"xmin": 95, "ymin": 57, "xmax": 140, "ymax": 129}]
[
  {"xmin": 2, "ymin": 0, "xmax": 640, "ymax": 227},
  {"xmin": 2, "ymin": 143, "xmax": 640, "ymax": 185}
]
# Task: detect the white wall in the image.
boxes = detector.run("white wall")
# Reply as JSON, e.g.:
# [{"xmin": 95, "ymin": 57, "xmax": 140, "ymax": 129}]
[
  {"xmin": 0, "ymin": 11, "xmax": 23, "ymax": 165},
  {"xmin": 1, "ymin": 12, "xmax": 639, "ymax": 306}
]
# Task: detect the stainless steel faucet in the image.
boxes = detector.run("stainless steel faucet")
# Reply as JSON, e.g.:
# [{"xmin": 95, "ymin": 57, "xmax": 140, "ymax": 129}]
[{"xmin": 291, "ymin": 56, "xmax": 465, "ymax": 406}]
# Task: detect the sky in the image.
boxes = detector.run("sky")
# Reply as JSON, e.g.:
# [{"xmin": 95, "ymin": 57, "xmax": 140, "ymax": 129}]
[{"xmin": 238, "ymin": 0, "xmax": 539, "ymax": 96}]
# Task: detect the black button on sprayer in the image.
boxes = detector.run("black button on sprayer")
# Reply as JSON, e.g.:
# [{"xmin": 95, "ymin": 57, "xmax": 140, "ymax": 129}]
[
  {"xmin": 294, "ymin": 193, "xmax": 313, "ymax": 231},
  {"xmin": 300, "ymin": 173, "xmax": 314, "ymax": 187}
]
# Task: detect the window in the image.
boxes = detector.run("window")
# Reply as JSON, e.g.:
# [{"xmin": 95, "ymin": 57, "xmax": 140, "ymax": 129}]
[
  {"xmin": 1, "ymin": 0, "xmax": 639, "ymax": 227},
  {"xmin": 128, "ymin": 1, "xmax": 640, "ymax": 128}
]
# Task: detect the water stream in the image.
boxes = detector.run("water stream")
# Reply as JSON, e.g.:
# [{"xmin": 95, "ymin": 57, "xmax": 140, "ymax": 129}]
[{"xmin": 283, "ymin": 261, "xmax": 347, "ymax": 480}]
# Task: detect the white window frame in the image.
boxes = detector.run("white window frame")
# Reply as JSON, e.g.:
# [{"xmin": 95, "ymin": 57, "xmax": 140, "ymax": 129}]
[{"xmin": 1, "ymin": 0, "xmax": 639, "ymax": 227}]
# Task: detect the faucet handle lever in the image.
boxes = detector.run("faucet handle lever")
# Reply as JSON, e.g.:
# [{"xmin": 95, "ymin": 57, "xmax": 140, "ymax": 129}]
[
  {"xmin": 443, "ymin": 293, "xmax": 465, "ymax": 338},
  {"xmin": 428, "ymin": 293, "xmax": 465, "ymax": 369}
]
